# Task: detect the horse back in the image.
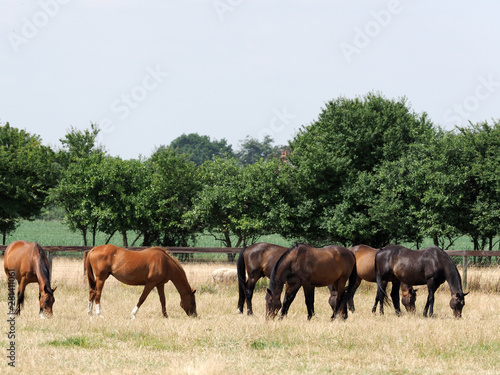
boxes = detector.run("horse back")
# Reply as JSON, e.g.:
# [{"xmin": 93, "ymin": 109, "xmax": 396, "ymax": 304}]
[
  {"xmin": 245, "ymin": 242, "xmax": 287, "ymax": 278},
  {"xmin": 294, "ymin": 245, "xmax": 354, "ymax": 286},
  {"xmin": 349, "ymin": 244, "xmax": 377, "ymax": 282},
  {"xmin": 378, "ymin": 245, "xmax": 431, "ymax": 285},
  {"xmin": 4, "ymin": 240, "xmax": 38, "ymax": 281}
]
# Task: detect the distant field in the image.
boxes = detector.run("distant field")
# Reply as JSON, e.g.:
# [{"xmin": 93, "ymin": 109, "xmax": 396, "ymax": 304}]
[
  {"xmin": 4, "ymin": 220, "xmax": 489, "ymax": 249},
  {"xmin": 3, "ymin": 220, "xmax": 498, "ymax": 264},
  {"xmin": 2, "ymin": 220, "xmax": 290, "ymax": 261}
]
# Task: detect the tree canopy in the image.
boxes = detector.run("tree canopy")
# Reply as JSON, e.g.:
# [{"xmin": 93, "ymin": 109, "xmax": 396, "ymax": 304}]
[
  {"xmin": 169, "ymin": 133, "xmax": 234, "ymax": 165},
  {"xmin": 3, "ymin": 93, "xmax": 499, "ymax": 253},
  {"xmin": 0, "ymin": 123, "xmax": 56, "ymax": 243}
]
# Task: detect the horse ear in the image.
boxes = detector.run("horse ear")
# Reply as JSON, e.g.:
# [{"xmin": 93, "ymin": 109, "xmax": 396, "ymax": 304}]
[
  {"xmin": 266, "ymin": 288, "xmax": 272, "ymax": 295},
  {"xmin": 463, "ymin": 292, "xmax": 469, "ymax": 296},
  {"xmin": 192, "ymin": 289, "xmax": 196, "ymax": 295},
  {"xmin": 52, "ymin": 286, "xmax": 57, "ymax": 292}
]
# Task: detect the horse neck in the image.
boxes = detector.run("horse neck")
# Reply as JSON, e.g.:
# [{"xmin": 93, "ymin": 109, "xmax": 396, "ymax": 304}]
[
  {"xmin": 270, "ymin": 258, "xmax": 289, "ymax": 297},
  {"xmin": 167, "ymin": 259, "xmax": 192, "ymax": 296},
  {"xmin": 33, "ymin": 245, "xmax": 51, "ymax": 292},
  {"xmin": 443, "ymin": 255, "xmax": 463, "ymax": 295}
]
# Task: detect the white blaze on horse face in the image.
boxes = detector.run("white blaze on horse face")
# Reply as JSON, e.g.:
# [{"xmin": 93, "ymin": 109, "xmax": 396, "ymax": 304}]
[
  {"xmin": 131, "ymin": 305, "xmax": 139, "ymax": 319},
  {"xmin": 39, "ymin": 311, "xmax": 46, "ymax": 319}
]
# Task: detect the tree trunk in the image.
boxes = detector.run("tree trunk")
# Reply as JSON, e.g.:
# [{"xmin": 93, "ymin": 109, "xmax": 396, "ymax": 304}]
[{"xmin": 122, "ymin": 230, "xmax": 128, "ymax": 247}]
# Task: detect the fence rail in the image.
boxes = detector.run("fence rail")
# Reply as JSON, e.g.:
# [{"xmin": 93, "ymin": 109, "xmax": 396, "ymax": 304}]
[{"xmin": 0, "ymin": 245, "xmax": 241, "ymax": 254}]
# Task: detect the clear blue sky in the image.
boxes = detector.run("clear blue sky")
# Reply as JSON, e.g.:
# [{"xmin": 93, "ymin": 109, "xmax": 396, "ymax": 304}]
[{"xmin": 2, "ymin": 1, "xmax": 499, "ymax": 159}]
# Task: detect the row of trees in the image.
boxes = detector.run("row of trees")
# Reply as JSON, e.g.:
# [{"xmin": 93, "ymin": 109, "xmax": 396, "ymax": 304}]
[{"xmin": 1, "ymin": 93, "xmax": 499, "ymax": 252}]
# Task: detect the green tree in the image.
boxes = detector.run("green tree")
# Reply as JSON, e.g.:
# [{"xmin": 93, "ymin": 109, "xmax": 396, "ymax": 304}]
[
  {"xmin": 237, "ymin": 135, "xmax": 286, "ymax": 165},
  {"xmin": 94, "ymin": 157, "xmax": 146, "ymax": 247},
  {"xmin": 286, "ymin": 93, "xmax": 436, "ymax": 246},
  {"xmin": 50, "ymin": 152, "xmax": 104, "ymax": 245},
  {"xmin": 57, "ymin": 123, "xmax": 102, "ymax": 167},
  {"xmin": 138, "ymin": 147, "xmax": 199, "ymax": 247},
  {"xmin": 185, "ymin": 157, "xmax": 291, "ymax": 253},
  {"xmin": 169, "ymin": 133, "xmax": 234, "ymax": 165},
  {"xmin": 0, "ymin": 123, "xmax": 56, "ymax": 244},
  {"xmin": 468, "ymin": 121, "xmax": 500, "ymax": 252}
]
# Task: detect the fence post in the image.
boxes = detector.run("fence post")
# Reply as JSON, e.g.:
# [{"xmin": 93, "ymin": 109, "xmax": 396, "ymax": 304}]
[{"xmin": 462, "ymin": 255, "xmax": 468, "ymax": 290}]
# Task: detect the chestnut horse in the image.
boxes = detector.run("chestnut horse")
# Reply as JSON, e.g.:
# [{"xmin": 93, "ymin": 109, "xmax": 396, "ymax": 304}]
[
  {"xmin": 3, "ymin": 240, "xmax": 56, "ymax": 317},
  {"xmin": 375, "ymin": 244, "xmax": 468, "ymax": 318},
  {"xmin": 237, "ymin": 242, "xmax": 315, "ymax": 316},
  {"xmin": 86, "ymin": 244, "xmax": 197, "ymax": 319},
  {"xmin": 265, "ymin": 243, "xmax": 357, "ymax": 320},
  {"xmin": 348, "ymin": 244, "xmax": 417, "ymax": 314}
]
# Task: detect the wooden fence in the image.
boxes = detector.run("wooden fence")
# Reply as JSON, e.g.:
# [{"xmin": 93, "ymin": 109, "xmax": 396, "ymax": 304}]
[{"xmin": 1, "ymin": 246, "xmax": 499, "ymax": 290}]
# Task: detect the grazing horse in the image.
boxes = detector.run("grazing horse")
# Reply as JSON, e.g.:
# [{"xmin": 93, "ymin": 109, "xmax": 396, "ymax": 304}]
[
  {"xmin": 375, "ymin": 245, "xmax": 468, "ymax": 318},
  {"xmin": 348, "ymin": 244, "xmax": 417, "ymax": 314},
  {"xmin": 86, "ymin": 244, "xmax": 197, "ymax": 319},
  {"xmin": 3, "ymin": 240, "xmax": 56, "ymax": 317},
  {"xmin": 265, "ymin": 243, "xmax": 357, "ymax": 320},
  {"xmin": 238, "ymin": 242, "xmax": 316, "ymax": 316}
]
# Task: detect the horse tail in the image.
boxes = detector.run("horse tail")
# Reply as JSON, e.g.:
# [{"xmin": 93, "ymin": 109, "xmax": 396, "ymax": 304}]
[
  {"xmin": 375, "ymin": 249, "xmax": 390, "ymax": 306},
  {"xmin": 237, "ymin": 246, "xmax": 247, "ymax": 311},
  {"xmin": 343, "ymin": 258, "xmax": 358, "ymax": 306},
  {"xmin": 86, "ymin": 249, "xmax": 96, "ymax": 293},
  {"xmin": 83, "ymin": 250, "xmax": 89, "ymax": 275}
]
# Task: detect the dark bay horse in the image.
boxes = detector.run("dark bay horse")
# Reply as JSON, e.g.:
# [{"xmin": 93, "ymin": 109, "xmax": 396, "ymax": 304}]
[
  {"xmin": 3, "ymin": 240, "xmax": 56, "ymax": 317},
  {"xmin": 348, "ymin": 244, "xmax": 417, "ymax": 314},
  {"xmin": 86, "ymin": 245, "xmax": 197, "ymax": 319},
  {"xmin": 237, "ymin": 242, "xmax": 315, "ymax": 316},
  {"xmin": 375, "ymin": 245, "xmax": 468, "ymax": 318},
  {"xmin": 265, "ymin": 243, "xmax": 357, "ymax": 320}
]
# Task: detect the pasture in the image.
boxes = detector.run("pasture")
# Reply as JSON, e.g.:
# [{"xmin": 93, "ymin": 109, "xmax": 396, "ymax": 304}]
[{"xmin": 1, "ymin": 257, "xmax": 499, "ymax": 374}]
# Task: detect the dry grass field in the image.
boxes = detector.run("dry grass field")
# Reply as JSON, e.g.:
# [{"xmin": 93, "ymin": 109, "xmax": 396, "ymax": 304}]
[{"xmin": 1, "ymin": 257, "xmax": 499, "ymax": 375}]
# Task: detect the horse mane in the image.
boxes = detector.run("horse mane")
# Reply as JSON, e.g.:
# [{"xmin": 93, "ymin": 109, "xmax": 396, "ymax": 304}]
[
  {"xmin": 434, "ymin": 246, "xmax": 463, "ymax": 292},
  {"xmin": 268, "ymin": 243, "xmax": 299, "ymax": 292},
  {"xmin": 160, "ymin": 248, "xmax": 182, "ymax": 267},
  {"xmin": 34, "ymin": 242, "xmax": 53, "ymax": 293}
]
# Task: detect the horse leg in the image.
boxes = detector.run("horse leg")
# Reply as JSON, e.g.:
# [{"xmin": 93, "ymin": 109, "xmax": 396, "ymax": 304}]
[
  {"xmin": 306, "ymin": 287, "xmax": 315, "ymax": 317},
  {"xmin": 15, "ymin": 277, "xmax": 29, "ymax": 316},
  {"xmin": 390, "ymin": 281, "xmax": 401, "ymax": 316},
  {"xmin": 371, "ymin": 294, "xmax": 380, "ymax": 314},
  {"xmin": 347, "ymin": 276, "xmax": 361, "ymax": 312},
  {"xmin": 131, "ymin": 283, "xmax": 155, "ymax": 319},
  {"xmin": 93, "ymin": 277, "xmax": 108, "ymax": 318},
  {"xmin": 304, "ymin": 287, "xmax": 315, "ymax": 320},
  {"xmin": 331, "ymin": 279, "xmax": 348, "ymax": 320},
  {"xmin": 245, "ymin": 277, "xmax": 259, "ymax": 316},
  {"xmin": 377, "ymin": 280, "xmax": 389, "ymax": 315},
  {"xmin": 424, "ymin": 283, "xmax": 437, "ymax": 318},
  {"xmin": 156, "ymin": 284, "xmax": 168, "ymax": 318},
  {"xmin": 280, "ymin": 281, "xmax": 300, "ymax": 319},
  {"xmin": 328, "ymin": 285, "xmax": 338, "ymax": 319}
]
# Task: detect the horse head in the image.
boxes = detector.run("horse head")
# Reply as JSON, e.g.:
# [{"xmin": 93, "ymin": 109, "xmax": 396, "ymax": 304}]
[
  {"xmin": 180, "ymin": 289, "xmax": 197, "ymax": 317},
  {"xmin": 450, "ymin": 292, "xmax": 468, "ymax": 318},
  {"xmin": 265, "ymin": 288, "xmax": 281, "ymax": 320},
  {"xmin": 39, "ymin": 285, "xmax": 57, "ymax": 318},
  {"xmin": 402, "ymin": 287, "xmax": 418, "ymax": 313}
]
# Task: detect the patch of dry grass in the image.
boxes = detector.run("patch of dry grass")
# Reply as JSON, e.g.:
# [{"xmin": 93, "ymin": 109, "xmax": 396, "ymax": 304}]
[{"xmin": 1, "ymin": 259, "xmax": 499, "ymax": 374}]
